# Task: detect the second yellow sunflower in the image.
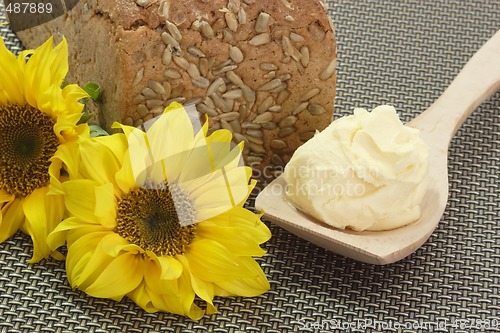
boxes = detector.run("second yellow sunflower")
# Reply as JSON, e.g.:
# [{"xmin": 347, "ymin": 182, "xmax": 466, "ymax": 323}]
[{"xmin": 48, "ymin": 102, "xmax": 271, "ymax": 319}]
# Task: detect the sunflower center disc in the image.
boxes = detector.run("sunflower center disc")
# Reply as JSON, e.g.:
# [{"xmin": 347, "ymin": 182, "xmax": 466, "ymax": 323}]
[
  {"xmin": 115, "ymin": 183, "xmax": 196, "ymax": 256},
  {"xmin": 0, "ymin": 104, "xmax": 59, "ymax": 197}
]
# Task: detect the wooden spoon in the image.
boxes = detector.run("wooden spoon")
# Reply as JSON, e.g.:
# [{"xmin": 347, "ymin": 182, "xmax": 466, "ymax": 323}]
[{"xmin": 255, "ymin": 29, "xmax": 500, "ymax": 265}]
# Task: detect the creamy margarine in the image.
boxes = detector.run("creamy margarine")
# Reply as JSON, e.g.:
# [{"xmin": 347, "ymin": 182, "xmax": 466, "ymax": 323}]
[{"xmin": 283, "ymin": 105, "xmax": 429, "ymax": 231}]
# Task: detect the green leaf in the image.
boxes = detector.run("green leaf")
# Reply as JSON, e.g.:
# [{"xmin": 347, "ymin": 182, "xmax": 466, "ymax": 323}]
[
  {"xmin": 83, "ymin": 82, "xmax": 102, "ymax": 101},
  {"xmin": 77, "ymin": 112, "xmax": 93, "ymax": 125},
  {"xmin": 89, "ymin": 124, "xmax": 109, "ymax": 137}
]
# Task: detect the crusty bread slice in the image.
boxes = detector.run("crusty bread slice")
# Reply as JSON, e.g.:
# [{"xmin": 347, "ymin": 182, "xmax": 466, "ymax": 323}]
[{"xmin": 14, "ymin": 0, "xmax": 336, "ymax": 182}]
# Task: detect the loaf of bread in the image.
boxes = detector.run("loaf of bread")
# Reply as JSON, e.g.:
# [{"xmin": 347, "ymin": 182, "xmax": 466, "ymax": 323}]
[{"xmin": 14, "ymin": 0, "xmax": 336, "ymax": 182}]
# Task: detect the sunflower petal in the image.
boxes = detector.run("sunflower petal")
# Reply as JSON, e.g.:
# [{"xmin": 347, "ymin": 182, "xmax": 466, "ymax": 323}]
[
  {"xmin": 101, "ymin": 233, "xmax": 142, "ymax": 257},
  {"xmin": 0, "ymin": 197, "xmax": 24, "ymax": 243},
  {"xmin": 142, "ymin": 256, "xmax": 180, "ymax": 298},
  {"xmin": 85, "ymin": 252, "xmax": 144, "ymax": 300},
  {"xmin": 184, "ymin": 239, "xmax": 256, "ymax": 281},
  {"xmin": 79, "ymin": 136, "xmax": 125, "ymax": 186},
  {"xmin": 206, "ymin": 135, "xmax": 243, "ymax": 171},
  {"xmin": 201, "ymin": 207, "xmax": 272, "ymax": 246},
  {"xmin": 65, "ymin": 231, "xmax": 107, "ymax": 287},
  {"xmin": 24, "ymin": 37, "xmax": 70, "ymax": 115},
  {"xmin": 74, "ymin": 232, "xmax": 138, "ymax": 290},
  {"xmin": 21, "ymin": 187, "xmax": 65, "ymax": 262},
  {"xmin": 0, "ymin": 190, "xmax": 14, "ymax": 204},
  {"xmin": 51, "ymin": 37, "xmax": 69, "ymax": 81},
  {"xmin": 61, "ymin": 179, "xmax": 98, "ymax": 224},
  {"xmin": 147, "ymin": 160, "xmax": 170, "ymax": 185},
  {"xmin": 176, "ymin": 256, "xmax": 206, "ymax": 320},
  {"xmin": 94, "ymin": 183, "xmax": 117, "ymax": 228},
  {"xmin": 192, "ymin": 117, "xmax": 209, "ymax": 148},
  {"xmin": 183, "ymin": 166, "xmax": 251, "ymax": 222},
  {"xmin": 0, "ymin": 38, "xmax": 24, "ymax": 104},
  {"xmin": 196, "ymin": 222, "xmax": 268, "ymax": 257},
  {"xmin": 57, "ymin": 84, "xmax": 89, "ymax": 129},
  {"xmin": 23, "ymin": 37, "xmax": 56, "ymax": 110},
  {"xmin": 50, "ymin": 140, "xmax": 81, "ymax": 184},
  {"xmin": 148, "ymin": 102, "xmax": 194, "ymax": 163},
  {"xmin": 190, "ymin": 273, "xmax": 217, "ymax": 314},
  {"xmin": 61, "ymin": 83, "xmax": 90, "ymax": 106},
  {"xmin": 114, "ymin": 125, "xmax": 152, "ymax": 185},
  {"xmin": 127, "ymin": 283, "xmax": 158, "ymax": 313},
  {"xmin": 206, "ymin": 128, "xmax": 232, "ymax": 143},
  {"xmin": 47, "ymin": 216, "xmax": 100, "ymax": 251},
  {"xmin": 163, "ymin": 119, "xmax": 212, "ymax": 182},
  {"xmin": 115, "ymin": 150, "xmax": 140, "ymax": 194},
  {"xmin": 215, "ymin": 257, "xmax": 270, "ymax": 297},
  {"xmin": 154, "ymin": 255, "xmax": 183, "ymax": 280},
  {"xmin": 217, "ymin": 143, "xmax": 244, "ymax": 171}
]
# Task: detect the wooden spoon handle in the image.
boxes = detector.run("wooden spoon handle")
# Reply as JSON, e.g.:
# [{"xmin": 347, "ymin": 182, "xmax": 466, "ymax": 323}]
[{"xmin": 409, "ymin": 29, "xmax": 500, "ymax": 143}]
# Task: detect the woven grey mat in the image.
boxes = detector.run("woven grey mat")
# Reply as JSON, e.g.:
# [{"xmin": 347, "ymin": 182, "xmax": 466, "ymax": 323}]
[{"xmin": 1, "ymin": 1, "xmax": 499, "ymax": 332}]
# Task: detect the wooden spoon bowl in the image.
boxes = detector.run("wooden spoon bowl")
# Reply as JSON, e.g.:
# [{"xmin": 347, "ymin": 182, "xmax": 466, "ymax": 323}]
[{"xmin": 255, "ymin": 29, "xmax": 500, "ymax": 264}]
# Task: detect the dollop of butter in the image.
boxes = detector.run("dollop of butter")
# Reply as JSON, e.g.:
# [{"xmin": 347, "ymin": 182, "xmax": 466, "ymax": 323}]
[{"xmin": 283, "ymin": 105, "xmax": 429, "ymax": 231}]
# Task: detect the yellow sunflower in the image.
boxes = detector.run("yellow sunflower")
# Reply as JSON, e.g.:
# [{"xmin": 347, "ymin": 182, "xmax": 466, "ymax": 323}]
[
  {"xmin": 0, "ymin": 36, "xmax": 89, "ymax": 262},
  {"xmin": 48, "ymin": 102, "xmax": 271, "ymax": 320}
]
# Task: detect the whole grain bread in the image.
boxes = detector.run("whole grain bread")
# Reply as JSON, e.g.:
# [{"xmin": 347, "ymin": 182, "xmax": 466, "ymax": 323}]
[{"xmin": 14, "ymin": 0, "xmax": 336, "ymax": 183}]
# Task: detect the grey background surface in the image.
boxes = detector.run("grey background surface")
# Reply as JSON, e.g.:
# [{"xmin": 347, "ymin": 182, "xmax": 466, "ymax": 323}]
[{"xmin": 1, "ymin": 1, "xmax": 499, "ymax": 332}]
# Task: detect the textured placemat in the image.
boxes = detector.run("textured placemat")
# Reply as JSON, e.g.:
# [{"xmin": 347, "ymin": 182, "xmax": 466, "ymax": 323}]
[{"xmin": 1, "ymin": 1, "xmax": 499, "ymax": 332}]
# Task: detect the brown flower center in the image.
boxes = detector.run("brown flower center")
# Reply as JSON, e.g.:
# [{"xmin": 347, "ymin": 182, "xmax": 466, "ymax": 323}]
[
  {"xmin": 115, "ymin": 182, "xmax": 196, "ymax": 256},
  {"xmin": 0, "ymin": 104, "xmax": 59, "ymax": 197}
]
